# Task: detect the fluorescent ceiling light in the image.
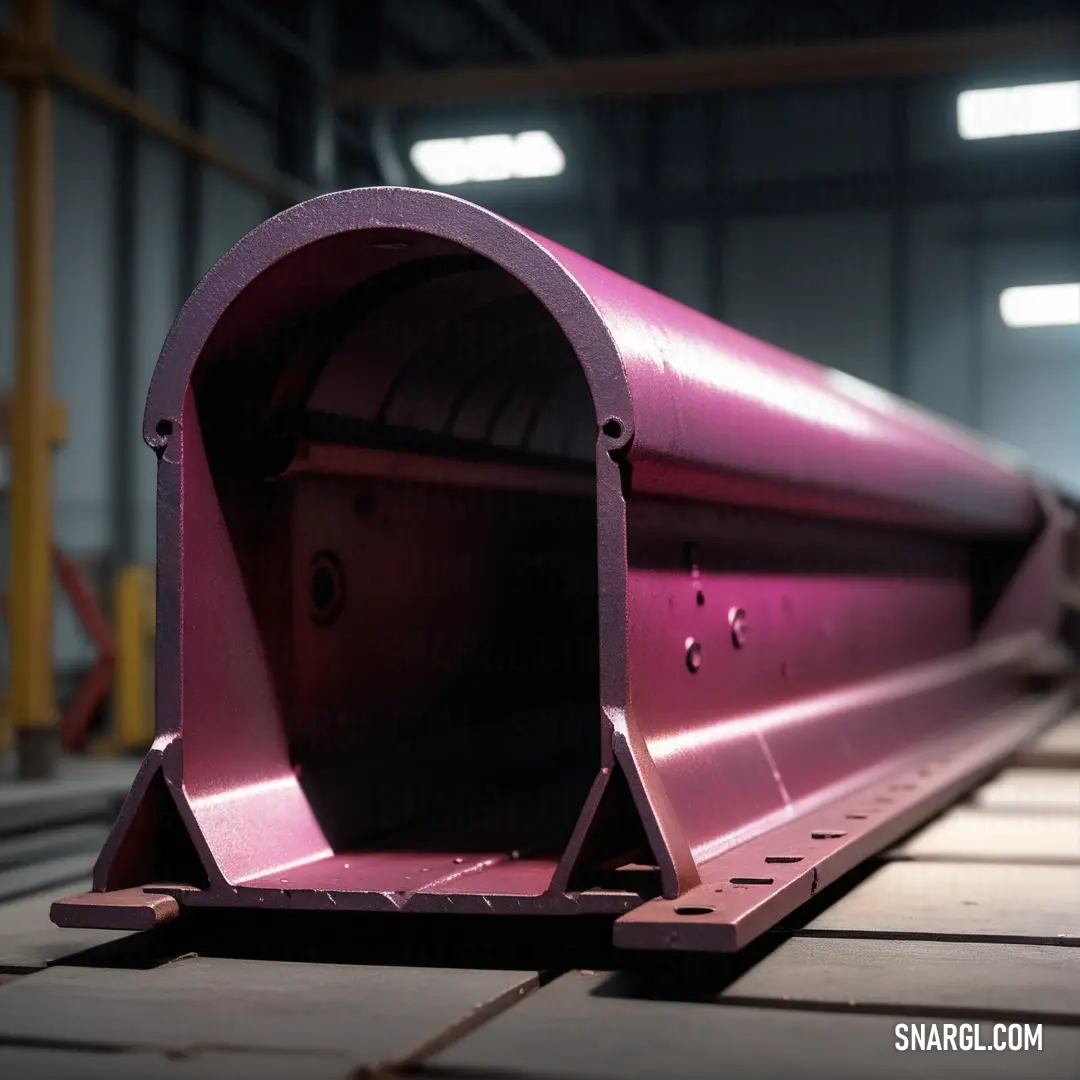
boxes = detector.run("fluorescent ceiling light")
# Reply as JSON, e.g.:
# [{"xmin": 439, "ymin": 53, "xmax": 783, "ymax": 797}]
[
  {"xmin": 409, "ymin": 130, "xmax": 565, "ymax": 186},
  {"xmin": 999, "ymin": 284, "xmax": 1080, "ymax": 328},
  {"xmin": 957, "ymin": 81, "xmax": 1080, "ymax": 140}
]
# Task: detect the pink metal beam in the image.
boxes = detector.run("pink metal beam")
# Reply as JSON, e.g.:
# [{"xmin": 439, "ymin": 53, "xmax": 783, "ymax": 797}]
[{"xmin": 53, "ymin": 188, "xmax": 1069, "ymax": 954}]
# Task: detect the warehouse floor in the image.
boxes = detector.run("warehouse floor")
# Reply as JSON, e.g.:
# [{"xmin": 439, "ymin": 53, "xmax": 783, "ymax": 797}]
[{"xmin": 0, "ymin": 715, "xmax": 1078, "ymax": 1080}]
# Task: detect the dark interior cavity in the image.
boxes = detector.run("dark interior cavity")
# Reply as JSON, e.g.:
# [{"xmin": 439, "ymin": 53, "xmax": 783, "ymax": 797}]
[{"xmin": 195, "ymin": 243, "xmax": 604, "ymax": 893}]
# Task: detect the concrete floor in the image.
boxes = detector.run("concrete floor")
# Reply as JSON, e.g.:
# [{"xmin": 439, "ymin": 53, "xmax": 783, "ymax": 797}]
[{"xmin": 0, "ymin": 719, "xmax": 1078, "ymax": 1079}]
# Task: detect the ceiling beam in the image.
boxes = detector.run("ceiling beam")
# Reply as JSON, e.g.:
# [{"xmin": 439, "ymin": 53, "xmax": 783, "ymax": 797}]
[
  {"xmin": 0, "ymin": 25, "xmax": 309, "ymax": 205},
  {"xmin": 331, "ymin": 19, "xmax": 1080, "ymax": 109},
  {"xmin": 625, "ymin": 0, "xmax": 685, "ymax": 50},
  {"xmin": 465, "ymin": 0, "xmax": 557, "ymax": 61},
  {"xmin": 212, "ymin": 0, "xmax": 325, "ymax": 73}
]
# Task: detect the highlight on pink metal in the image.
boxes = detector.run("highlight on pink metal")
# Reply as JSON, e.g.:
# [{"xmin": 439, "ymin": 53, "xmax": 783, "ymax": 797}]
[{"xmin": 52, "ymin": 187, "xmax": 1069, "ymax": 953}]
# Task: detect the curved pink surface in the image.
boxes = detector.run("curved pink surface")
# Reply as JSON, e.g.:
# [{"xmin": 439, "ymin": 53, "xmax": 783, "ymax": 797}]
[{"xmin": 146, "ymin": 187, "xmax": 1037, "ymax": 535}]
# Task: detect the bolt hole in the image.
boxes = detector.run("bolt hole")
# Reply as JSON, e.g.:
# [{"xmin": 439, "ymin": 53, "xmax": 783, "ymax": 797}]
[
  {"xmin": 764, "ymin": 856, "xmax": 803, "ymax": 864},
  {"xmin": 674, "ymin": 905, "xmax": 715, "ymax": 916},
  {"xmin": 308, "ymin": 551, "xmax": 345, "ymax": 626},
  {"xmin": 695, "ymin": 591, "xmax": 705, "ymax": 607},
  {"xmin": 728, "ymin": 607, "xmax": 748, "ymax": 648},
  {"xmin": 730, "ymin": 876, "xmax": 775, "ymax": 885},
  {"xmin": 845, "ymin": 813, "xmax": 868, "ymax": 820},
  {"xmin": 156, "ymin": 419, "xmax": 173, "ymax": 438},
  {"xmin": 311, "ymin": 568, "xmax": 335, "ymax": 610},
  {"xmin": 602, "ymin": 417, "xmax": 623, "ymax": 439},
  {"xmin": 685, "ymin": 638, "xmax": 702, "ymax": 673},
  {"xmin": 811, "ymin": 830, "xmax": 846, "ymax": 840}
]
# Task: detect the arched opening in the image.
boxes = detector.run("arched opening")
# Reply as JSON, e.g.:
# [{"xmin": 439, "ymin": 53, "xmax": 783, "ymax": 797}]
[{"xmin": 190, "ymin": 230, "xmax": 609, "ymax": 897}]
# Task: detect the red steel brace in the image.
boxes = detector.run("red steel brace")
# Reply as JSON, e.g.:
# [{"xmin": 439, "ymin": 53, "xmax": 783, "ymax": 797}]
[
  {"xmin": 54, "ymin": 548, "xmax": 116, "ymax": 751},
  {"xmin": 0, "ymin": 549, "xmax": 116, "ymax": 752}
]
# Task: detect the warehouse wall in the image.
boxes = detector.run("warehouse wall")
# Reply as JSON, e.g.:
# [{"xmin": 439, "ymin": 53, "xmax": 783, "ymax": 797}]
[
  {"xmin": 0, "ymin": 0, "xmax": 1078, "ymax": 678},
  {"xmin": 0, "ymin": 0, "xmax": 274, "ymax": 671},
  {"xmin": 133, "ymin": 0, "xmax": 275, "ymax": 568}
]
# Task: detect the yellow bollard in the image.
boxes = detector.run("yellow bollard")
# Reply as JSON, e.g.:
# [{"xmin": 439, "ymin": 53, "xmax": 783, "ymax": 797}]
[{"xmin": 113, "ymin": 566, "xmax": 155, "ymax": 752}]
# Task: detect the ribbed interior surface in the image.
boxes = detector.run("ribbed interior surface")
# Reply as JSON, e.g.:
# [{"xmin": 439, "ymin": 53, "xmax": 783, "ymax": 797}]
[{"xmin": 304, "ymin": 259, "xmax": 596, "ymax": 463}]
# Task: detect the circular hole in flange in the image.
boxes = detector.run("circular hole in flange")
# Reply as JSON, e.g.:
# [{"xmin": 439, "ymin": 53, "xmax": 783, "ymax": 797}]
[
  {"xmin": 674, "ymin": 905, "xmax": 715, "ymax": 916},
  {"xmin": 308, "ymin": 551, "xmax": 346, "ymax": 626},
  {"xmin": 311, "ymin": 568, "xmax": 335, "ymax": 609},
  {"xmin": 685, "ymin": 638, "xmax": 702, "ymax": 673},
  {"xmin": 845, "ymin": 813, "xmax": 868, "ymax": 820},
  {"xmin": 156, "ymin": 419, "xmax": 173, "ymax": 438},
  {"xmin": 602, "ymin": 417, "xmax": 623, "ymax": 439}
]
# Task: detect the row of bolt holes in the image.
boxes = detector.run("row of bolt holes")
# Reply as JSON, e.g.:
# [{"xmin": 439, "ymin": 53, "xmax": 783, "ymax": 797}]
[
  {"xmin": 685, "ymin": 608, "xmax": 747, "ymax": 673},
  {"xmin": 672, "ymin": 764, "xmax": 947, "ymax": 916}
]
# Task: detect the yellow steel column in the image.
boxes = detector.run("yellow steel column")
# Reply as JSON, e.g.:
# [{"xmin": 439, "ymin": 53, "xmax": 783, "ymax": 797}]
[{"xmin": 10, "ymin": 0, "xmax": 57, "ymax": 778}]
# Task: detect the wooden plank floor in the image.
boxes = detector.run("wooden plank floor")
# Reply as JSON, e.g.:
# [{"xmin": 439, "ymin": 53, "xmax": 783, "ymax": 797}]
[{"xmin": 2, "ymin": 727, "xmax": 1079, "ymax": 1079}]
